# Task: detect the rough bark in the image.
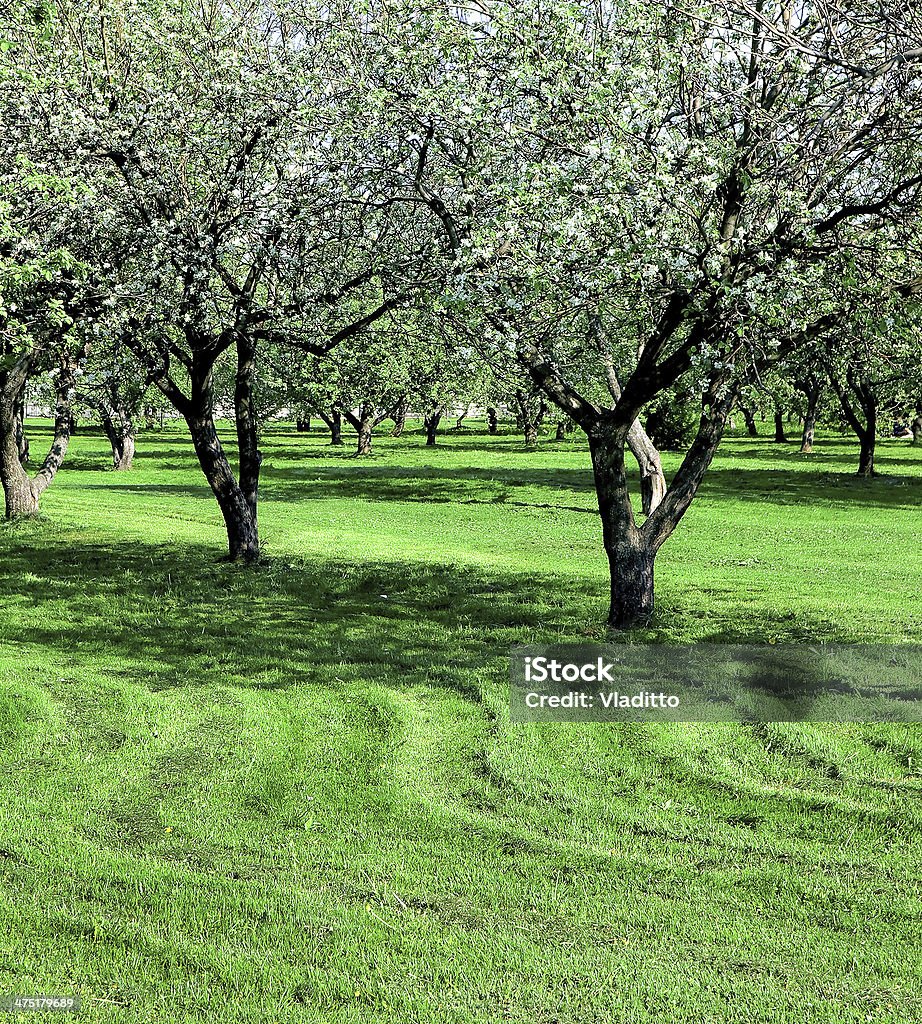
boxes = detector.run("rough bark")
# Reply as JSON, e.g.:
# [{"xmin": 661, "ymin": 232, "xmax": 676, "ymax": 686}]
[
  {"xmin": 317, "ymin": 408, "xmax": 343, "ymax": 445},
  {"xmin": 911, "ymin": 405, "xmax": 922, "ymax": 445},
  {"xmin": 0, "ymin": 349, "xmax": 79, "ymax": 519},
  {"xmin": 234, "ymin": 332, "xmax": 262, "ymax": 537},
  {"xmin": 423, "ymin": 405, "xmax": 444, "ymax": 446},
  {"xmin": 857, "ymin": 431, "xmax": 876, "ymax": 477},
  {"xmin": 356, "ymin": 419, "xmax": 373, "ymax": 455},
  {"xmin": 799, "ymin": 399, "xmax": 818, "ymax": 453},
  {"xmin": 93, "ymin": 400, "xmax": 136, "ymax": 470},
  {"xmin": 588, "ymin": 430, "xmax": 655, "ymax": 628},
  {"xmin": 185, "ymin": 404, "xmax": 259, "ymax": 562},
  {"xmin": 515, "ymin": 390, "xmax": 547, "ymax": 447},
  {"xmin": 343, "ymin": 402, "xmax": 395, "ymax": 455},
  {"xmin": 829, "ymin": 371, "xmax": 878, "ymax": 477}
]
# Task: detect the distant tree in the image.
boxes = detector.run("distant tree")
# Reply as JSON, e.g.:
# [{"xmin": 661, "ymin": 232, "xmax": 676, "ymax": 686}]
[{"xmin": 76, "ymin": 330, "xmax": 148, "ymax": 470}]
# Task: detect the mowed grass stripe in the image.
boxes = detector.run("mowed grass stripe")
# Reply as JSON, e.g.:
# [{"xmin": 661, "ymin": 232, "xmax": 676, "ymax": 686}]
[{"xmin": 1, "ymin": 422, "xmax": 920, "ymax": 1022}]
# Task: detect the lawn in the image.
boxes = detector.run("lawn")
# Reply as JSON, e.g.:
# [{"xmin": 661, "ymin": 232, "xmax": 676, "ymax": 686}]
[{"xmin": 1, "ymin": 421, "xmax": 920, "ymax": 1023}]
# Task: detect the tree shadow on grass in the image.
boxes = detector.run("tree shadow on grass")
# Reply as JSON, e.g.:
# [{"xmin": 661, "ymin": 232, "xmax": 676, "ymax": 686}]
[
  {"xmin": 73, "ymin": 458, "xmax": 922, "ymax": 513},
  {"xmin": 0, "ymin": 538, "xmax": 604, "ymax": 700},
  {"xmin": 0, "ymin": 534, "xmax": 885, "ymax": 706},
  {"xmin": 716, "ymin": 438, "xmax": 922, "ymax": 469}
]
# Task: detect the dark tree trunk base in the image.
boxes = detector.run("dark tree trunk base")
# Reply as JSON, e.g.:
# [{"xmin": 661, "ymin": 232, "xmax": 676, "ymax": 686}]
[{"xmin": 607, "ymin": 542, "xmax": 656, "ymax": 629}]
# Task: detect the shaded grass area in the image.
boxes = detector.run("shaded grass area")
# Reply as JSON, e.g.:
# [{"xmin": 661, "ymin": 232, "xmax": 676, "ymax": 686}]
[{"xmin": 1, "ymin": 422, "xmax": 921, "ymax": 1022}]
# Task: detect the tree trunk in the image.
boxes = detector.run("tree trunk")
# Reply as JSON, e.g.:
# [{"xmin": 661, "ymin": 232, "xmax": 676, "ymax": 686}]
[
  {"xmin": 588, "ymin": 431, "xmax": 655, "ymax": 629},
  {"xmin": 234, "ymin": 333, "xmax": 262, "ymax": 540},
  {"xmin": 424, "ymin": 405, "xmax": 443, "ymax": 446},
  {"xmin": 454, "ymin": 403, "xmax": 471, "ymax": 429},
  {"xmin": 390, "ymin": 395, "xmax": 408, "ymax": 437},
  {"xmin": 555, "ymin": 421, "xmax": 566, "ymax": 440},
  {"xmin": 96, "ymin": 402, "xmax": 136, "ymax": 470},
  {"xmin": 0, "ymin": 416, "xmax": 38, "ymax": 517},
  {"xmin": 296, "ymin": 416, "xmax": 310, "ymax": 432},
  {"xmin": 774, "ymin": 410, "xmax": 788, "ymax": 442},
  {"xmin": 487, "ymin": 407, "xmax": 498, "ymax": 434},
  {"xmin": 742, "ymin": 407, "xmax": 758, "ymax": 436},
  {"xmin": 1, "ymin": 351, "xmax": 77, "ymax": 519},
  {"xmin": 517, "ymin": 393, "xmax": 546, "ymax": 447},
  {"xmin": 317, "ymin": 408, "xmax": 343, "ymax": 445},
  {"xmin": 601, "ymin": 362, "xmax": 666, "ymax": 517},
  {"xmin": 115, "ymin": 432, "xmax": 135, "ymax": 471},
  {"xmin": 186, "ymin": 409, "xmax": 259, "ymax": 561},
  {"xmin": 829, "ymin": 372, "xmax": 878, "ymax": 477},
  {"xmin": 356, "ymin": 421, "xmax": 373, "ymax": 455},
  {"xmin": 857, "ymin": 430, "xmax": 876, "ymax": 477},
  {"xmin": 911, "ymin": 406, "xmax": 922, "ymax": 445},
  {"xmin": 800, "ymin": 410, "xmax": 817, "ymax": 453}
]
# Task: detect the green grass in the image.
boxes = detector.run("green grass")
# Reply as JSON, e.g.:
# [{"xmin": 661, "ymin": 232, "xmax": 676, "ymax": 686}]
[{"xmin": 1, "ymin": 420, "xmax": 921, "ymax": 1023}]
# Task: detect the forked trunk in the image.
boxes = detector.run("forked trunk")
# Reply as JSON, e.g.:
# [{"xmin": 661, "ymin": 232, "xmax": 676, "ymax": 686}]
[
  {"xmin": 0, "ymin": 429, "xmax": 38, "ymax": 517},
  {"xmin": 1, "ymin": 349, "xmax": 77, "ymax": 519},
  {"xmin": 589, "ymin": 431, "xmax": 656, "ymax": 629},
  {"xmin": 186, "ymin": 411, "xmax": 259, "ymax": 561},
  {"xmin": 390, "ymin": 396, "xmax": 408, "ymax": 437},
  {"xmin": 97, "ymin": 402, "xmax": 136, "ymax": 470},
  {"xmin": 317, "ymin": 408, "xmax": 343, "ymax": 445},
  {"xmin": 600, "ymin": 360, "xmax": 666, "ymax": 517},
  {"xmin": 424, "ymin": 406, "xmax": 443, "ymax": 446}
]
